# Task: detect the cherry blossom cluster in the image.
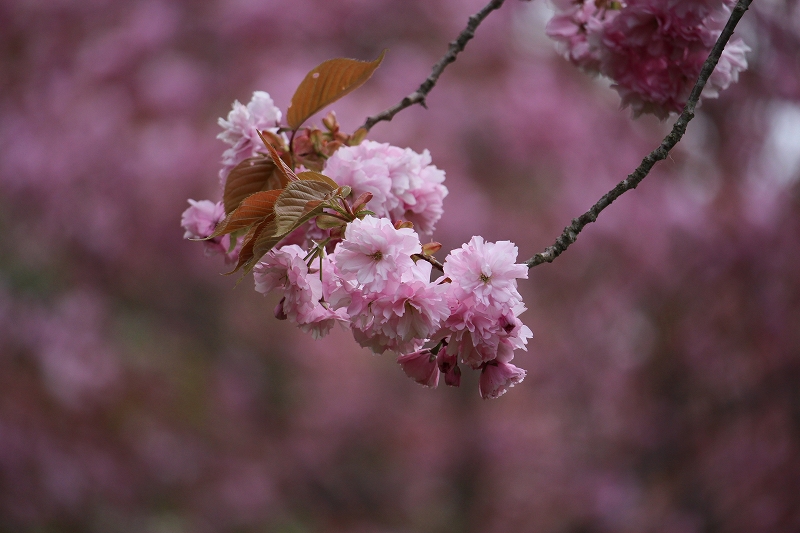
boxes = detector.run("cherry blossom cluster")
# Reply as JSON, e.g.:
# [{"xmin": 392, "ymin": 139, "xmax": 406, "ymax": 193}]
[
  {"xmin": 253, "ymin": 217, "xmax": 531, "ymax": 399},
  {"xmin": 182, "ymin": 92, "xmax": 532, "ymax": 398},
  {"xmin": 546, "ymin": 0, "xmax": 750, "ymax": 118}
]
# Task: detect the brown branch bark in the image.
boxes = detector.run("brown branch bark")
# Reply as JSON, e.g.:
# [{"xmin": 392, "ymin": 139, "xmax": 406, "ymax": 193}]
[
  {"xmin": 360, "ymin": 0, "xmax": 507, "ymax": 132},
  {"xmin": 525, "ymin": 0, "xmax": 754, "ymax": 268}
]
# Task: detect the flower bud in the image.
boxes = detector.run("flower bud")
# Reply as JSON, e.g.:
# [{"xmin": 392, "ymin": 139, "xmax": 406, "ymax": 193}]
[
  {"xmin": 274, "ymin": 298, "xmax": 288, "ymax": 320},
  {"xmin": 437, "ymin": 350, "xmax": 461, "ymax": 387}
]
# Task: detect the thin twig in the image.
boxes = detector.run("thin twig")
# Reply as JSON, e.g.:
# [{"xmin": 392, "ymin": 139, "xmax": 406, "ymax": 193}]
[
  {"xmin": 360, "ymin": 0, "xmax": 507, "ymax": 131},
  {"xmin": 413, "ymin": 253, "xmax": 445, "ymax": 273},
  {"xmin": 525, "ymin": 0, "xmax": 753, "ymax": 268}
]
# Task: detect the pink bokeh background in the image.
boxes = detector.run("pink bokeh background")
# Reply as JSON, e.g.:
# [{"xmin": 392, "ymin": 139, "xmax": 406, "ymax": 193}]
[{"xmin": 1, "ymin": 0, "xmax": 799, "ymax": 531}]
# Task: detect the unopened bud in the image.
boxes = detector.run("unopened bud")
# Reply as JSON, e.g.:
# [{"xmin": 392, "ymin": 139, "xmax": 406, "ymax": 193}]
[
  {"xmin": 322, "ymin": 111, "xmax": 338, "ymax": 132},
  {"xmin": 274, "ymin": 298, "xmax": 288, "ymax": 320},
  {"xmin": 421, "ymin": 241, "xmax": 442, "ymax": 256},
  {"xmin": 349, "ymin": 127, "xmax": 368, "ymax": 146},
  {"xmin": 394, "ymin": 220, "xmax": 414, "ymax": 230},
  {"xmin": 352, "ymin": 191, "xmax": 373, "ymax": 212}
]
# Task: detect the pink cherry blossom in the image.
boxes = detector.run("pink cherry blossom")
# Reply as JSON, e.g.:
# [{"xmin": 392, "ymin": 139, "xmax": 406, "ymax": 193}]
[
  {"xmin": 436, "ymin": 236, "xmax": 533, "ymax": 370},
  {"xmin": 443, "ymin": 236, "xmax": 528, "ymax": 307},
  {"xmin": 254, "ymin": 245, "xmax": 320, "ymax": 322},
  {"xmin": 599, "ymin": 1, "xmax": 747, "ymax": 118},
  {"xmin": 181, "ymin": 199, "xmax": 224, "ymax": 239},
  {"xmin": 396, "ymin": 349, "xmax": 440, "ymax": 388},
  {"xmin": 254, "ymin": 245, "xmax": 347, "ymax": 338},
  {"xmin": 545, "ymin": 0, "xmax": 616, "ymax": 73},
  {"xmin": 479, "ymin": 359, "xmax": 526, "ymax": 399},
  {"xmin": 347, "ymin": 268, "xmax": 450, "ymax": 354},
  {"xmin": 334, "ymin": 216, "xmax": 421, "ymax": 293},
  {"xmin": 217, "ymin": 91, "xmax": 283, "ymax": 181},
  {"xmin": 180, "ymin": 199, "xmax": 239, "ymax": 263},
  {"xmin": 323, "ymin": 141, "xmax": 448, "ymax": 234}
]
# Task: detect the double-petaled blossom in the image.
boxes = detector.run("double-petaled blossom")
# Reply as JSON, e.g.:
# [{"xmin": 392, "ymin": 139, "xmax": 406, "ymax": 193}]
[
  {"xmin": 600, "ymin": 0, "xmax": 750, "ymax": 118},
  {"xmin": 334, "ymin": 215, "xmax": 421, "ymax": 293},
  {"xmin": 323, "ymin": 141, "xmax": 448, "ymax": 234},
  {"xmin": 180, "ymin": 200, "xmax": 239, "ymax": 263},
  {"xmin": 437, "ymin": 237, "xmax": 532, "ymax": 369},
  {"xmin": 254, "ymin": 245, "xmax": 347, "ymax": 338},
  {"xmin": 217, "ymin": 91, "xmax": 283, "ymax": 181},
  {"xmin": 444, "ymin": 236, "xmax": 528, "ymax": 307},
  {"xmin": 346, "ymin": 261, "xmax": 450, "ymax": 354}
]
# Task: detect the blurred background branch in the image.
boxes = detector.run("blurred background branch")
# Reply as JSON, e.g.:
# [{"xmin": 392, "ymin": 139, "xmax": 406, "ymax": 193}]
[
  {"xmin": 526, "ymin": 0, "xmax": 754, "ymax": 268},
  {"xmin": 361, "ymin": 0, "xmax": 507, "ymax": 131}
]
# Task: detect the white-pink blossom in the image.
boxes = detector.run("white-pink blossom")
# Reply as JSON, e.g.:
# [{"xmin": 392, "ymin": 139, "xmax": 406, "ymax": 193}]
[
  {"xmin": 254, "ymin": 245, "xmax": 347, "ymax": 338},
  {"xmin": 347, "ymin": 268, "xmax": 450, "ymax": 354},
  {"xmin": 441, "ymin": 301, "xmax": 533, "ymax": 368},
  {"xmin": 334, "ymin": 216, "xmax": 421, "ymax": 293},
  {"xmin": 254, "ymin": 245, "xmax": 319, "ymax": 321},
  {"xmin": 444, "ymin": 236, "xmax": 528, "ymax": 307},
  {"xmin": 437, "ymin": 237, "xmax": 532, "ymax": 369},
  {"xmin": 323, "ymin": 141, "xmax": 448, "ymax": 234},
  {"xmin": 217, "ymin": 91, "xmax": 283, "ymax": 182}
]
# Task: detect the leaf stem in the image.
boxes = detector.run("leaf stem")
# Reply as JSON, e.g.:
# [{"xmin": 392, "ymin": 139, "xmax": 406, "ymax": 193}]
[{"xmin": 413, "ymin": 253, "xmax": 445, "ymax": 273}]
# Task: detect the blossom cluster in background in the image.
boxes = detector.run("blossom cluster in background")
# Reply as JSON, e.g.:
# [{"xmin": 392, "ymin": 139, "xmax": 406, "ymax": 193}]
[{"xmin": 546, "ymin": 0, "xmax": 751, "ymax": 118}]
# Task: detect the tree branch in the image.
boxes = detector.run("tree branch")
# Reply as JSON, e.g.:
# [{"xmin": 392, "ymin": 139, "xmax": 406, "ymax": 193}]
[
  {"xmin": 360, "ymin": 0, "xmax": 507, "ymax": 132},
  {"xmin": 525, "ymin": 0, "xmax": 754, "ymax": 269}
]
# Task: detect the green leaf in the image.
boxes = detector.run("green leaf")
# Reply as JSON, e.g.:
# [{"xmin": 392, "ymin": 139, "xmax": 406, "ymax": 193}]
[
  {"xmin": 273, "ymin": 180, "xmax": 335, "ymax": 236},
  {"xmin": 223, "ymin": 157, "xmax": 285, "ymax": 214},
  {"xmin": 210, "ymin": 190, "xmax": 281, "ymax": 239},
  {"xmin": 287, "ymin": 50, "xmax": 387, "ymax": 131}
]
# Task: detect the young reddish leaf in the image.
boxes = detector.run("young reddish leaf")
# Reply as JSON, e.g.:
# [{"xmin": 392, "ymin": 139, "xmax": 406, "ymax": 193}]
[
  {"xmin": 250, "ymin": 221, "xmax": 284, "ymax": 265},
  {"xmin": 296, "ymin": 170, "xmax": 339, "ymax": 189},
  {"xmin": 259, "ymin": 131, "xmax": 298, "ymax": 182},
  {"xmin": 210, "ymin": 190, "xmax": 281, "ymax": 239},
  {"xmin": 223, "ymin": 157, "xmax": 284, "ymax": 214},
  {"xmin": 225, "ymin": 216, "xmax": 275, "ymax": 275},
  {"xmin": 287, "ymin": 50, "xmax": 387, "ymax": 131},
  {"xmin": 273, "ymin": 180, "xmax": 335, "ymax": 236}
]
